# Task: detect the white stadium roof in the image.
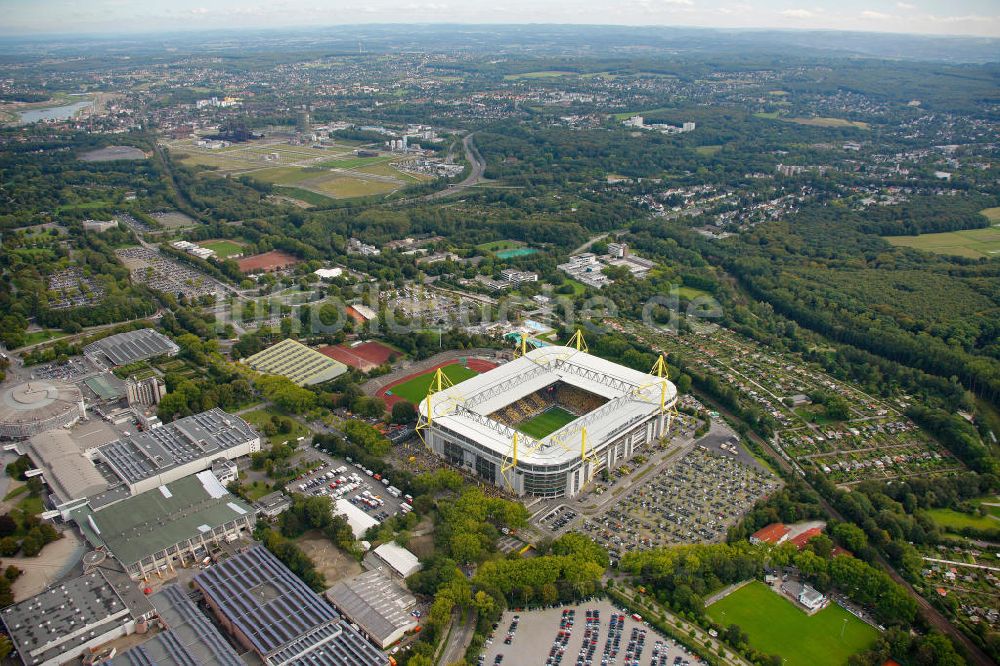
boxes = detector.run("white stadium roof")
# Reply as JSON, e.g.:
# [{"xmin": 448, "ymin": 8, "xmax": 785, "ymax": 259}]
[{"xmin": 419, "ymin": 345, "xmax": 676, "ymax": 466}]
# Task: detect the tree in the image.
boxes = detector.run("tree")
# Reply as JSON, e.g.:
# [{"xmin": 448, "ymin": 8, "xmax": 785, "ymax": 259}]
[
  {"xmin": 0, "ymin": 515, "xmax": 16, "ymax": 538},
  {"xmin": 392, "ymin": 401, "xmax": 418, "ymax": 424},
  {"xmin": 0, "ymin": 538, "xmax": 19, "ymax": 557}
]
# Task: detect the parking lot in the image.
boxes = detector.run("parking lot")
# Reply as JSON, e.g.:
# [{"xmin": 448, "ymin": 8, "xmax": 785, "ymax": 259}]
[
  {"xmin": 480, "ymin": 599, "xmax": 698, "ymax": 666},
  {"xmin": 580, "ymin": 447, "xmax": 778, "ymax": 562},
  {"xmin": 283, "ymin": 453, "xmax": 410, "ymax": 524}
]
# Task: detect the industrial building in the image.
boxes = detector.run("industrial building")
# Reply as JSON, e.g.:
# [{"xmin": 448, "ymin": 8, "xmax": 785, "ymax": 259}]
[
  {"xmin": 336, "ymin": 497, "xmax": 380, "ymax": 538},
  {"xmin": 254, "ymin": 491, "xmax": 293, "ymax": 518},
  {"xmin": 126, "ymin": 376, "xmax": 166, "ymax": 407},
  {"xmin": 26, "ymin": 430, "xmax": 110, "ymax": 508},
  {"xmin": 94, "ymin": 407, "xmax": 261, "ymax": 496},
  {"xmin": 367, "ymin": 542, "xmax": 421, "ymax": 579},
  {"xmin": 110, "ymin": 584, "xmax": 243, "ymax": 666},
  {"xmin": 83, "ymin": 329, "xmax": 180, "ymax": 368},
  {"xmin": 71, "ymin": 471, "xmax": 255, "ymax": 580},
  {"xmin": 2, "ymin": 570, "xmax": 154, "ymax": 666},
  {"xmin": 325, "ymin": 570, "xmax": 418, "ymax": 649},
  {"xmin": 0, "ymin": 380, "xmax": 86, "ymax": 440},
  {"xmin": 194, "ymin": 545, "xmax": 387, "ymax": 666},
  {"xmin": 418, "ymin": 344, "xmax": 676, "ymax": 498},
  {"xmin": 243, "ymin": 338, "xmax": 348, "ymax": 386}
]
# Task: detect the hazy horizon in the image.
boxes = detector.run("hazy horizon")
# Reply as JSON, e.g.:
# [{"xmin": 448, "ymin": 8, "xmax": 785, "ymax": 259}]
[{"xmin": 2, "ymin": 0, "xmax": 998, "ymax": 38}]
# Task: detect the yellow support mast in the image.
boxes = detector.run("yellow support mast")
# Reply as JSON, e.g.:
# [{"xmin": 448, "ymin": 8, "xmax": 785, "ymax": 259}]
[
  {"xmin": 649, "ymin": 354, "xmax": 679, "ymax": 438},
  {"xmin": 414, "ymin": 367, "xmax": 456, "ymax": 444},
  {"xmin": 567, "ymin": 328, "xmax": 588, "ymax": 353}
]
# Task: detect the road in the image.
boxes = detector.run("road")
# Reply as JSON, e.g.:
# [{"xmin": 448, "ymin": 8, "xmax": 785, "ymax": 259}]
[
  {"xmin": 419, "ymin": 133, "xmax": 486, "ymax": 201},
  {"xmin": 436, "ymin": 609, "xmax": 477, "ymax": 666}
]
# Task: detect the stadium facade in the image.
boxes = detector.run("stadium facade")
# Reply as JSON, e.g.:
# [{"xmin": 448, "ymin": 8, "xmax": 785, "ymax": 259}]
[{"xmin": 418, "ymin": 345, "xmax": 677, "ymax": 498}]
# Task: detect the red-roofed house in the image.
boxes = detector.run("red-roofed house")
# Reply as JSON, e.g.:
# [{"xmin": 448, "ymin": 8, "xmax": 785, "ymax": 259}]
[
  {"xmin": 750, "ymin": 523, "xmax": 791, "ymax": 545},
  {"xmin": 790, "ymin": 527, "xmax": 824, "ymax": 550}
]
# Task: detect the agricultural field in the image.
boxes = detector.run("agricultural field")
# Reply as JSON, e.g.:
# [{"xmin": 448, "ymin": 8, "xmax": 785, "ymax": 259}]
[
  {"xmin": 384, "ymin": 362, "xmax": 481, "ymax": 404},
  {"xmin": 199, "ymin": 239, "xmax": 246, "ymax": 258},
  {"xmin": 706, "ymin": 582, "xmax": 878, "ymax": 666},
  {"xmin": 884, "ymin": 223, "xmax": 1000, "ymax": 259},
  {"xmin": 517, "ymin": 406, "xmax": 578, "ymax": 439}
]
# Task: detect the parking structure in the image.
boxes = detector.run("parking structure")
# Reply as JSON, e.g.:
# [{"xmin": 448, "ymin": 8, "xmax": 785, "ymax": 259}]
[
  {"xmin": 480, "ymin": 599, "xmax": 697, "ymax": 666},
  {"xmin": 285, "ymin": 454, "xmax": 411, "ymax": 524}
]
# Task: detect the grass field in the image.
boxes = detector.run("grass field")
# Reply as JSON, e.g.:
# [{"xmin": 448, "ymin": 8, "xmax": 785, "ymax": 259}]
[
  {"xmin": 274, "ymin": 186, "xmax": 336, "ymax": 207},
  {"xmin": 884, "ymin": 224, "xmax": 1000, "ymax": 259},
  {"xmin": 695, "ymin": 145, "xmax": 723, "ymax": 156},
  {"xmin": 309, "ymin": 176, "xmax": 398, "ymax": 198},
  {"xmin": 706, "ymin": 582, "xmax": 878, "ymax": 666},
  {"xmin": 200, "ymin": 239, "xmax": 245, "ymax": 258},
  {"xmin": 22, "ymin": 329, "xmax": 67, "ymax": 346},
  {"xmin": 753, "ymin": 112, "xmax": 869, "ymax": 130},
  {"xmin": 981, "ymin": 207, "xmax": 1000, "ymax": 222},
  {"xmin": 388, "ymin": 363, "xmax": 481, "ymax": 403},
  {"xmin": 517, "ymin": 406, "xmax": 578, "ymax": 439},
  {"xmin": 503, "ymin": 70, "xmax": 577, "ymax": 80},
  {"xmin": 675, "ymin": 285, "xmax": 712, "ymax": 300},
  {"xmin": 925, "ymin": 507, "xmax": 1000, "ymax": 531},
  {"xmin": 477, "ymin": 239, "xmax": 525, "ymax": 252}
]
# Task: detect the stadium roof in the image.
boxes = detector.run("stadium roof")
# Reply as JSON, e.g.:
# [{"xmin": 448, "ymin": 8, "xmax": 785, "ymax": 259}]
[
  {"xmin": 244, "ymin": 338, "xmax": 348, "ymax": 386},
  {"xmin": 83, "ymin": 329, "xmax": 180, "ymax": 367},
  {"xmin": 111, "ymin": 585, "xmax": 243, "ymax": 666},
  {"xmin": 0, "ymin": 380, "xmax": 81, "ymax": 434},
  {"xmin": 194, "ymin": 545, "xmax": 386, "ymax": 666},
  {"xmin": 420, "ymin": 346, "xmax": 675, "ymax": 465},
  {"xmin": 96, "ymin": 408, "xmax": 258, "ymax": 487},
  {"xmin": 28, "ymin": 429, "xmax": 109, "ymax": 503},
  {"xmin": 325, "ymin": 570, "xmax": 417, "ymax": 648},
  {"xmin": 72, "ymin": 471, "xmax": 253, "ymax": 567},
  {"xmin": 2, "ymin": 570, "xmax": 153, "ymax": 666}
]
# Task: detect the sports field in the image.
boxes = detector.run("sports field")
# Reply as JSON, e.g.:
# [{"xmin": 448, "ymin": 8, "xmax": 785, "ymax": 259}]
[
  {"xmin": 706, "ymin": 581, "xmax": 878, "ymax": 666},
  {"xmin": 884, "ymin": 223, "xmax": 1000, "ymax": 259},
  {"xmin": 517, "ymin": 406, "xmax": 578, "ymax": 439},
  {"xmin": 199, "ymin": 239, "xmax": 245, "ymax": 258},
  {"xmin": 387, "ymin": 363, "xmax": 481, "ymax": 404}
]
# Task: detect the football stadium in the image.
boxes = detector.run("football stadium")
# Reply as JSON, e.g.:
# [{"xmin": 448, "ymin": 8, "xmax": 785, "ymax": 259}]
[{"xmin": 418, "ymin": 340, "xmax": 677, "ymax": 498}]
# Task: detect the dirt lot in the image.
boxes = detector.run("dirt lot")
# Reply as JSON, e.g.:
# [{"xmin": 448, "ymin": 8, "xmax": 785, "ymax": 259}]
[
  {"xmin": 297, "ymin": 531, "xmax": 361, "ymax": 586},
  {"xmin": 480, "ymin": 598, "xmax": 698, "ymax": 666}
]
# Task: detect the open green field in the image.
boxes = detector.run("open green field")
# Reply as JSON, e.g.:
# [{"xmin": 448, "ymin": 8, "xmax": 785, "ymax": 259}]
[
  {"xmin": 884, "ymin": 224, "xmax": 1000, "ymax": 259},
  {"xmin": 241, "ymin": 407, "xmax": 311, "ymax": 446},
  {"xmin": 675, "ymin": 285, "xmax": 712, "ymax": 300},
  {"xmin": 21, "ymin": 329, "xmax": 67, "ymax": 346},
  {"xmin": 503, "ymin": 70, "xmax": 577, "ymax": 80},
  {"xmin": 695, "ymin": 145, "xmax": 723, "ymax": 156},
  {"xmin": 753, "ymin": 112, "xmax": 868, "ymax": 130},
  {"xmin": 274, "ymin": 186, "xmax": 336, "ymax": 207},
  {"xmin": 199, "ymin": 239, "xmax": 245, "ymax": 258},
  {"xmin": 707, "ymin": 581, "xmax": 878, "ymax": 666},
  {"xmin": 387, "ymin": 363, "xmax": 481, "ymax": 403},
  {"xmin": 477, "ymin": 239, "xmax": 525, "ymax": 252},
  {"xmin": 309, "ymin": 176, "xmax": 398, "ymax": 199},
  {"xmin": 517, "ymin": 406, "xmax": 578, "ymax": 439},
  {"xmin": 925, "ymin": 507, "xmax": 999, "ymax": 531},
  {"xmin": 981, "ymin": 207, "xmax": 1000, "ymax": 222}
]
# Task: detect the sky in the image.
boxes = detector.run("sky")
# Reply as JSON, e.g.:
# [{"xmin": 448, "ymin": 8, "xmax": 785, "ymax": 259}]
[{"xmin": 2, "ymin": 0, "xmax": 998, "ymax": 37}]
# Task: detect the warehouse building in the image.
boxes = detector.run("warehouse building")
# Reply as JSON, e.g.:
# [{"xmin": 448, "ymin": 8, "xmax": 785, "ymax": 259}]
[
  {"xmin": 26, "ymin": 429, "xmax": 109, "ymax": 512},
  {"xmin": 94, "ymin": 408, "xmax": 261, "ymax": 496},
  {"xmin": 367, "ymin": 542, "xmax": 421, "ymax": 579},
  {"xmin": 194, "ymin": 545, "xmax": 387, "ymax": 665},
  {"xmin": 243, "ymin": 338, "xmax": 348, "ymax": 386},
  {"xmin": 2, "ymin": 570, "xmax": 154, "ymax": 666},
  {"xmin": 111, "ymin": 584, "xmax": 243, "ymax": 666},
  {"xmin": 325, "ymin": 570, "xmax": 418, "ymax": 649},
  {"xmin": 83, "ymin": 329, "xmax": 180, "ymax": 368},
  {"xmin": 71, "ymin": 471, "xmax": 255, "ymax": 580}
]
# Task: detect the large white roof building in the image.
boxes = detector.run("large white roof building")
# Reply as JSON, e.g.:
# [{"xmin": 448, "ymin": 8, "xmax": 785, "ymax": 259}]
[{"xmin": 419, "ymin": 345, "xmax": 676, "ymax": 498}]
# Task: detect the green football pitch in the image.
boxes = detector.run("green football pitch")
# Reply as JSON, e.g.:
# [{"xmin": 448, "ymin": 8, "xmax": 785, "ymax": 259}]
[
  {"xmin": 517, "ymin": 406, "xmax": 578, "ymax": 439},
  {"xmin": 706, "ymin": 581, "xmax": 878, "ymax": 666},
  {"xmin": 387, "ymin": 364, "xmax": 480, "ymax": 403}
]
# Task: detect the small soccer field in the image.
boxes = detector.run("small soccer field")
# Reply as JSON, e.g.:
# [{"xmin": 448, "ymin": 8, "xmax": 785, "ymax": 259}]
[
  {"xmin": 200, "ymin": 239, "xmax": 245, "ymax": 258},
  {"xmin": 517, "ymin": 406, "xmax": 578, "ymax": 439},
  {"xmin": 706, "ymin": 581, "xmax": 878, "ymax": 666},
  {"xmin": 387, "ymin": 363, "xmax": 481, "ymax": 404}
]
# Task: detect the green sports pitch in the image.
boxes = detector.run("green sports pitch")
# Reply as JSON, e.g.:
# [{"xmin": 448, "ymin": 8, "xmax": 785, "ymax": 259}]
[
  {"xmin": 516, "ymin": 406, "xmax": 578, "ymax": 439},
  {"xmin": 387, "ymin": 364, "xmax": 480, "ymax": 404},
  {"xmin": 706, "ymin": 581, "xmax": 878, "ymax": 666}
]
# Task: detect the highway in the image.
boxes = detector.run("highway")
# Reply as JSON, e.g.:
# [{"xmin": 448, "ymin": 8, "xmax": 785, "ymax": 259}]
[{"xmin": 420, "ymin": 133, "xmax": 486, "ymax": 201}]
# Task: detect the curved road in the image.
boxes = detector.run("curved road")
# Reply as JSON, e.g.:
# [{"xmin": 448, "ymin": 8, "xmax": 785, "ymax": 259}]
[{"xmin": 420, "ymin": 133, "xmax": 486, "ymax": 201}]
